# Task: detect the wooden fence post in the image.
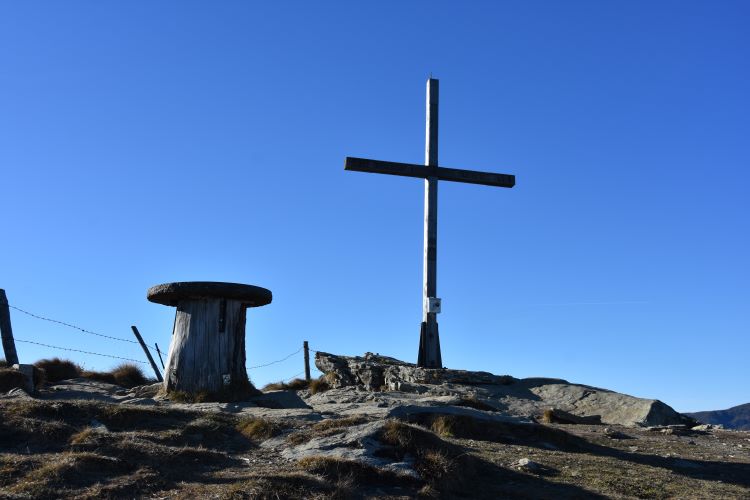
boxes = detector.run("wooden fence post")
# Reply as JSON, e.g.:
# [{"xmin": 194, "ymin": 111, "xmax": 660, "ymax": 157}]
[
  {"xmin": 154, "ymin": 343, "xmax": 165, "ymax": 369},
  {"xmin": 0, "ymin": 289, "xmax": 19, "ymax": 365},
  {"xmin": 303, "ymin": 341, "xmax": 311, "ymax": 382},
  {"xmin": 130, "ymin": 326, "xmax": 163, "ymax": 382}
]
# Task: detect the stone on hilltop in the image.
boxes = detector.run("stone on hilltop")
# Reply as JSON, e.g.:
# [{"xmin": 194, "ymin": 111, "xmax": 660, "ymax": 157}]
[{"xmin": 314, "ymin": 351, "xmax": 690, "ymax": 427}]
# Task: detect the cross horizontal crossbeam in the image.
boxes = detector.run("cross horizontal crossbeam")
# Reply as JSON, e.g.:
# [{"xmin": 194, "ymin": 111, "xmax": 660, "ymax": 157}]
[{"xmin": 345, "ymin": 157, "xmax": 515, "ymax": 188}]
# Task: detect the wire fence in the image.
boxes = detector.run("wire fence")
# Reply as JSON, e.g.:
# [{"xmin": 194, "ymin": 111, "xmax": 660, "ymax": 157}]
[
  {"xmin": 14, "ymin": 338, "xmax": 147, "ymax": 364},
  {"xmin": 5, "ymin": 302, "xmax": 324, "ymax": 382},
  {"xmin": 9, "ymin": 304, "xmax": 159, "ymax": 353}
]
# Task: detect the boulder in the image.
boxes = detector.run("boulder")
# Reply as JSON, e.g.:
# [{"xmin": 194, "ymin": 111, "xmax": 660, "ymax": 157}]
[{"xmin": 315, "ymin": 351, "xmax": 515, "ymax": 392}]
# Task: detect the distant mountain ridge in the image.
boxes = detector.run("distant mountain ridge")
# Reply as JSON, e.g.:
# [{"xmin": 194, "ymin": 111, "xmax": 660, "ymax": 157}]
[{"xmin": 686, "ymin": 403, "xmax": 750, "ymax": 430}]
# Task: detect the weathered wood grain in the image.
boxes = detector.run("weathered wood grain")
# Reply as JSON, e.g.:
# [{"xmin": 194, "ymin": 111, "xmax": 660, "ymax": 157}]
[{"xmin": 163, "ymin": 298, "xmax": 251, "ymax": 397}]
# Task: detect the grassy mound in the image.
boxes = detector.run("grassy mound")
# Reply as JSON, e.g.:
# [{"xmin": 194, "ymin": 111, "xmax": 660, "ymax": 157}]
[
  {"xmin": 262, "ymin": 378, "xmax": 309, "ymax": 392},
  {"xmin": 262, "ymin": 375, "xmax": 330, "ymax": 395},
  {"xmin": 309, "ymin": 375, "xmax": 330, "ymax": 395},
  {"xmin": 82, "ymin": 363, "xmax": 148, "ymax": 388},
  {"xmin": 34, "ymin": 358, "xmax": 82, "ymax": 383},
  {"xmin": 31, "ymin": 358, "xmax": 151, "ymax": 389},
  {"xmin": 0, "ymin": 369, "xmax": 28, "ymax": 393}
]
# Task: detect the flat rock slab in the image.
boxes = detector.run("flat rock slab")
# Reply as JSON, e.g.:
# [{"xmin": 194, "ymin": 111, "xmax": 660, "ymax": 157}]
[
  {"xmin": 40, "ymin": 379, "xmax": 127, "ymax": 402},
  {"xmin": 147, "ymin": 281, "xmax": 272, "ymax": 307},
  {"xmin": 271, "ymin": 420, "xmax": 418, "ymax": 477}
]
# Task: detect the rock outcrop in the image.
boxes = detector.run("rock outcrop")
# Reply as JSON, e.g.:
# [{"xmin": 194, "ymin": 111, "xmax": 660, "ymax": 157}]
[{"xmin": 314, "ymin": 351, "xmax": 690, "ymax": 427}]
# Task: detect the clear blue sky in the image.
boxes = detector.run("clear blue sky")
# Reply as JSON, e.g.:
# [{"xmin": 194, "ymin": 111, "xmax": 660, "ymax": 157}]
[{"xmin": 1, "ymin": 2, "xmax": 747, "ymax": 413}]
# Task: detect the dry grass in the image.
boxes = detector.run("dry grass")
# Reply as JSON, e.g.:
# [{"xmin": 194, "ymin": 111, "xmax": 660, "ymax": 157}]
[
  {"xmin": 408, "ymin": 413, "xmax": 588, "ymax": 452},
  {"xmin": 167, "ymin": 390, "xmax": 212, "ymax": 403},
  {"xmin": 109, "ymin": 363, "xmax": 148, "ymax": 387},
  {"xmin": 313, "ymin": 415, "xmax": 368, "ymax": 432},
  {"xmin": 32, "ymin": 358, "xmax": 150, "ymax": 389},
  {"xmin": 262, "ymin": 378, "xmax": 310, "ymax": 392},
  {"xmin": 69, "ymin": 427, "xmax": 97, "ymax": 445},
  {"xmin": 34, "ymin": 357, "xmax": 82, "ymax": 382},
  {"xmin": 79, "ymin": 369, "xmax": 117, "ymax": 385},
  {"xmin": 429, "ymin": 415, "xmax": 456, "ymax": 437},
  {"xmin": 10, "ymin": 451, "xmax": 131, "ymax": 497},
  {"xmin": 309, "ymin": 375, "xmax": 330, "ymax": 395},
  {"xmin": 379, "ymin": 420, "xmax": 476, "ymax": 493},
  {"xmin": 2, "ymin": 396, "xmax": 750, "ymax": 499},
  {"xmin": 454, "ymin": 394, "xmax": 498, "ymax": 412},
  {"xmin": 166, "ymin": 377, "xmax": 261, "ymax": 403},
  {"xmin": 82, "ymin": 363, "xmax": 148, "ymax": 388},
  {"xmin": 286, "ymin": 416, "xmax": 369, "ymax": 446},
  {"xmin": 0, "ymin": 368, "xmax": 28, "ymax": 392},
  {"xmin": 236, "ymin": 416, "xmax": 282, "ymax": 441},
  {"xmin": 210, "ymin": 472, "xmax": 335, "ymax": 499},
  {"xmin": 298, "ymin": 456, "xmax": 412, "ymax": 488}
]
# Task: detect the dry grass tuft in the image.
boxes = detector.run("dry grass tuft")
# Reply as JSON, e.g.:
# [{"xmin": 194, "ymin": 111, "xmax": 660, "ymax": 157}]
[
  {"xmin": 167, "ymin": 390, "xmax": 212, "ymax": 403},
  {"xmin": 309, "ymin": 375, "xmax": 330, "ymax": 395},
  {"xmin": 236, "ymin": 416, "xmax": 282, "ymax": 441},
  {"xmin": 11, "ymin": 451, "xmax": 130, "ymax": 496},
  {"xmin": 429, "ymin": 415, "xmax": 456, "ymax": 438},
  {"xmin": 415, "ymin": 449, "xmax": 461, "ymax": 491},
  {"xmin": 403, "ymin": 412, "xmax": 592, "ymax": 457},
  {"xmin": 0, "ymin": 455, "xmax": 40, "ymax": 487},
  {"xmin": 286, "ymin": 416, "xmax": 369, "ymax": 446},
  {"xmin": 217, "ymin": 472, "xmax": 334, "ymax": 499},
  {"xmin": 379, "ymin": 420, "xmax": 456, "ymax": 458},
  {"xmin": 166, "ymin": 377, "xmax": 260, "ymax": 403},
  {"xmin": 81, "ymin": 363, "xmax": 148, "ymax": 388},
  {"xmin": 69, "ymin": 427, "xmax": 97, "ymax": 445},
  {"xmin": 313, "ymin": 415, "xmax": 368, "ymax": 432},
  {"xmin": 110, "ymin": 363, "xmax": 148, "ymax": 387},
  {"xmin": 33, "ymin": 358, "xmax": 148, "ymax": 389},
  {"xmin": 34, "ymin": 358, "xmax": 82, "ymax": 382},
  {"xmin": 298, "ymin": 456, "xmax": 412, "ymax": 487},
  {"xmin": 378, "ymin": 420, "xmax": 475, "ymax": 493},
  {"xmin": 80, "ymin": 369, "xmax": 117, "ymax": 385},
  {"xmin": 454, "ymin": 394, "xmax": 498, "ymax": 412},
  {"xmin": 262, "ymin": 378, "xmax": 310, "ymax": 392},
  {"xmin": 0, "ymin": 368, "xmax": 28, "ymax": 393},
  {"xmin": 32, "ymin": 365, "xmax": 46, "ymax": 389}
]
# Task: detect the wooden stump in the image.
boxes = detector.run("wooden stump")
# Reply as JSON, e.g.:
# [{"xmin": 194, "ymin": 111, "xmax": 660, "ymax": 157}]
[{"xmin": 147, "ymin": 282, "xmax": 272, "ymax": 401}]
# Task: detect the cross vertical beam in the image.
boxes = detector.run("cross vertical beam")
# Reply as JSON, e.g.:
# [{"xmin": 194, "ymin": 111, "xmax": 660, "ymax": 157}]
[
  {"xmin": 343, "ymin": 78, "xmax": 515, "ymax": 369},
  {"xmin": 418, "ymin": 79, "xmax": 443, "ymax": 368}
]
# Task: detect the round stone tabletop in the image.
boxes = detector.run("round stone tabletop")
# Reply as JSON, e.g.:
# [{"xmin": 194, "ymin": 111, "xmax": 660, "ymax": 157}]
[{"xmin": 147, "ymin": 281, "xmax": 272, "ymax": 307}]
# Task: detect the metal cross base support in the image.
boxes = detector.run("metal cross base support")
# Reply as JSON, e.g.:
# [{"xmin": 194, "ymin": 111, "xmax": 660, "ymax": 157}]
[{"xmin": 417, "ymin": 320, "xmax": 442, "ymax": 368}]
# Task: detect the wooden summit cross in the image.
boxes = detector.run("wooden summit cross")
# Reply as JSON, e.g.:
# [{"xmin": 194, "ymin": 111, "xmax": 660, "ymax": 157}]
[{"xmin": 344, "ymin": 78, "xmax": 516, "ymax": 368}]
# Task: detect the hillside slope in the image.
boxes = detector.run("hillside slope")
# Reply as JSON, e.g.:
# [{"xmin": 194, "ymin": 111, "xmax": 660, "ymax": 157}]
[{"xmin": 687, "ymin": 403, "xmax": 750, "ymax": 431}]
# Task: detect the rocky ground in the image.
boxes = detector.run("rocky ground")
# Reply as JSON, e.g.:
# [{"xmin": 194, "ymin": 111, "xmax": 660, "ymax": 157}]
[{"xmin": 1, "ymin": 352, "xmax": 749, "ymax": 499}]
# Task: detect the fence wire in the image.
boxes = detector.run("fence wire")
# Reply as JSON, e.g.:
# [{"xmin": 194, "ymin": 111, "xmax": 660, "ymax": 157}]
[
  {"xmin": 284, "ymin": 371, "xmax": 304, "ymax": 382},
  {"xmin": 8, "ymin": 302, "xmax": 325, "ymax": 377},
  {"xmin": 9, "ymin": 304, "xmax": 158, "ymax": 352},
  {"xmin": 15, "ymin": 338, "xmax": 147, "ymax": 364},
  {"xmin": 246, "ymin": 346, "xmax": 302, "ymax": 370}
]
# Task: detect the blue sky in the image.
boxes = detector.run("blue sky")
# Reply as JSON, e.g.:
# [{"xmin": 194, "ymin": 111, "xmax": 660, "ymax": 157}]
[{"xmin": 0, "ymin": 2, "xmax": 747, "ymax": 412}]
